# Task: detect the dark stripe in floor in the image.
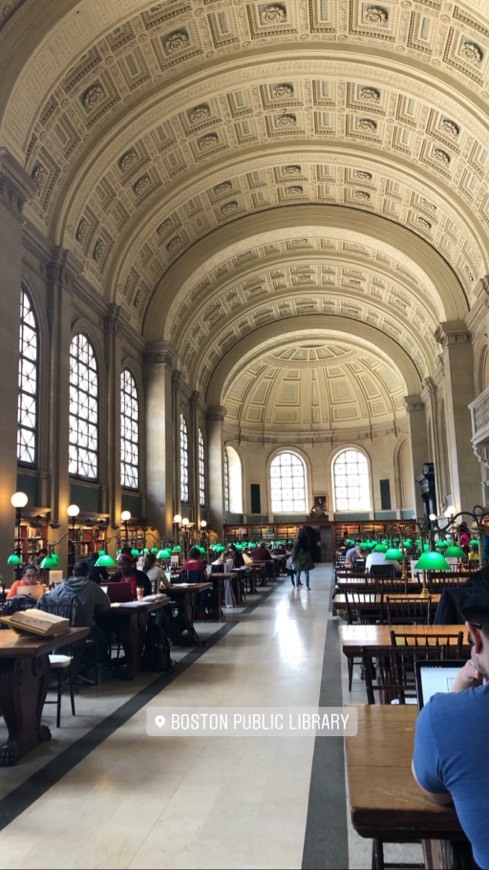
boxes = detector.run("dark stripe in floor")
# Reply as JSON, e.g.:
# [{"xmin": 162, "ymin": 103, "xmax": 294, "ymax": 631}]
[
  {"xmin": 302, "ymin": 572, "xmax": 348, "ymax": 869},
  {"xmin": 0, "ymin": 582, "xmax": 279, "ymax": 831}
]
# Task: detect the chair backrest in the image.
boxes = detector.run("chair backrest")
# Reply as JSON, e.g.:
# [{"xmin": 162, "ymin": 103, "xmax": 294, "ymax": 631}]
[
  {"xmin": 369, "ymin": 564, "xmax": 396, "ymax": 580},
  {"xmin": 385, "ymin": 595, "xmax": 432, "ymax": 625},
  {"xmin": 361, "ymin": 646, "xmax": 401, "ymax": 705},
  {"xmin": 37, "ymin": 592, "xmax": 83, "ymax": 627},
  {"xmin": 389, "ymin": 629, "xmax": 464, "ymax": 704},
  {"xmin": 344, "ymin": 590, "xmax": 383, "ymax": 625},
  {"xmin": 364, "ymin": 576, "xmax": 411, "ymax": 595}
]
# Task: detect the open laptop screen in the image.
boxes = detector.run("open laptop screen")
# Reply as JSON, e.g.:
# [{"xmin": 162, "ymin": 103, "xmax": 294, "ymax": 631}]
[{"xmin": 414, "ymin": 660, "xmax": 466, "ymax": 710}]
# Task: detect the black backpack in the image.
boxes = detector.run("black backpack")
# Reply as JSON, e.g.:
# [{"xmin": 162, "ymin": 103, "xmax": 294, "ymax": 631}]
[{"xmin": 142, "ymin": 613, "xmax": 173, "ymax": 671}]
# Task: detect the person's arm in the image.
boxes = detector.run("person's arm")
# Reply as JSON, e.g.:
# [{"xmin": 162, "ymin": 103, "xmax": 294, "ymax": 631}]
[
  {"xmin": 412, "ymin": 706, "xmax": 452, "ymax": 805},
  {"xmin": 6, "ymin": 581, "xmax": 19, "ymax": 600}
]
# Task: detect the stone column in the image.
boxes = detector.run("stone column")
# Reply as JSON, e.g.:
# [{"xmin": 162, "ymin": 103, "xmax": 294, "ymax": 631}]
[
  {"xmin": 435, "ymin": 321, "xmax": 481, "ymax": 510},
  {"xmin": 403, "ymin": 394, "xmax": 429, "ymax": 518},
  {"xmin": 172, "ymin": 369, "xmax": 182, "ymax": 519},
  {"xmin": 45, "ymin": 248, "xmax": 78, "ymax": 569},
  {"xmin": 103, "ymin": 304, "xmax": 124, "ymax": 527},
  {"xmin": 189, "ymin": 390, "xmax": 200, "ymax": 522},
  {"xmin": 144, "ymin": 343, "xmax": 175, "ymax": 537},
  {"xmin": 0, "ymin": 149, "xmax": 36, "ymax": 572},
  {"xmin": 207, "ymin": 406, "xmax": 226, "ymax": 534}
]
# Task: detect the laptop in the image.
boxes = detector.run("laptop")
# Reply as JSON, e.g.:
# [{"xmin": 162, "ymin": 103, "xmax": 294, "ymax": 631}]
[
  {"xmin": 101, "ymin": 581, "xmax": 133, "ymax": 603},
  {"xmin": 414, "ymin": 659, "xmax": 466, "ymax": 709}
]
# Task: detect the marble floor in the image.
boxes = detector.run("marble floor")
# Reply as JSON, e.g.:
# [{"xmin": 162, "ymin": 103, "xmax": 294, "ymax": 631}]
[{"xmin": 0, "ymin": 566, "xmax": 422, "ymax": 869}]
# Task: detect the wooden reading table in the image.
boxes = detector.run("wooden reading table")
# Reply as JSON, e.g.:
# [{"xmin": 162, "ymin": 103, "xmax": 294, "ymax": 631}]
[
  {"xmin": 333, "ymin": 592, "xmax": 441, "ymax": 622},
  {"xmin": 0, "ymin": 626, "xmax": 89, "ymax": 766},
  {"xmin": 346, "ymin": 705, "xmax": 474, "ymax": 868},
  {"xmin": 104, "ymin": 596, "xmax": 172, "ymax": 680}
]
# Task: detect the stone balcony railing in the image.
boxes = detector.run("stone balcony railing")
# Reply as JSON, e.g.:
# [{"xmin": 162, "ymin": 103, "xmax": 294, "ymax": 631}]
[{"xmin": 469, "ymin": 387, "xmax": 489, "ymax": 466}]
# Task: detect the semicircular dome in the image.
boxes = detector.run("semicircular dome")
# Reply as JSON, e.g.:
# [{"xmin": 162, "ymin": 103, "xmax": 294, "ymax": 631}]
[{"xmin": 223, "ymin": 341, "xmax": 406, "ymax": 436}]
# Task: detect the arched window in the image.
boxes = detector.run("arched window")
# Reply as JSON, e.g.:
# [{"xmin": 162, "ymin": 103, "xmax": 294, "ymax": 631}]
[
  {"xmin": 225, "ymin": 446, "xmax": 243, "ymax": 513},
  {"xmin": 180, "ymin": 414, "xmax": 189, "ymax": 502},
  {"xmin": 224, "ymin": 448, "xmax": 229, "ymax": 513},
  {"xmin": 69, "ymin": 334, "xmax": 98, "ymax": 479},
  {"xmin": 120, "ymin": 369, "xmax": 139, "ymax": 489},
  {"xmin": 17, "ymin": 289, "xmax": 39, "ymax": 465},
  {"xmin": 270, "ymin": 451, "xmax": 307, "ymax": 512},
  {"xmin": 333, "ymin": 448, "xmax": 371, "ymax": 511},
  {"xmin": 198, "ymin": 428, "xmax": 205, "ymax": 506}
]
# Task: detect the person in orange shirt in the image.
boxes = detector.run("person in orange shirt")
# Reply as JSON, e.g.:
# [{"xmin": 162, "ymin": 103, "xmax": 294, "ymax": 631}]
[{"xmin": 6, "ymin": 563, "xmax": 43, "ymax": 599}]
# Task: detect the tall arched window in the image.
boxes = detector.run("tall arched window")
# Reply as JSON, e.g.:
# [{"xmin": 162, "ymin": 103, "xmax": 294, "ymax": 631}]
[
  {"xmin": 270, "ymin": 451, "xmax": 307, "ymax": 512},
  {"xmin": 180, "ymin": 414, "xmax": 189, "ymax": 502},
  {"xmin": 333, "ymin": 448, "xmax": 371, "ymax": 511},
  {"xmin": 225, "ymin": 446, "xmax": 243, "ymax": 513},
  {"xmin": 69, "ymin": 334, "xmax": 98, "ymax": 479},
  {"xmin": 17, "ymin": 289, "xmax": 39, "ymax": 465},
  {"xmin": 224, "ymin": 448, "xmax": 229, "ymax": 513},
  {"xmin": 198, "ymin": 428, "xmax": 205, "ymax": 506},
  {"xmin": 120, "ymin": 369, "xmax": 139, "ymax": 489}
]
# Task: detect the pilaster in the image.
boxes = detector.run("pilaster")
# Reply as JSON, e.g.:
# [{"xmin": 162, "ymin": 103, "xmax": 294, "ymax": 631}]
[
  {"xmin": 403, "ymin": 394, "xmax": 428, "ymax": 518},
  {"xmin": 207, "ymin": 406, "xmax": 226, "ymax": 534},
  {"xmin": 144, "ymin": 342, "xmax": 175, "ymax": 536}
]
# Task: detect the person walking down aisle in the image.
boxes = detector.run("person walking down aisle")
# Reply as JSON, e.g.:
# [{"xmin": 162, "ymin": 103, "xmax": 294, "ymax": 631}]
[{"xmin": 292, "ymin": 527, "xmax": 315, "ymax": 590}]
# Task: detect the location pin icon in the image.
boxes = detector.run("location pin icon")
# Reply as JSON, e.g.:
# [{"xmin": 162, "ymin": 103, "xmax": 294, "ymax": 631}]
[{"xmin": 155, "ymin": 714, "xmax": 166, "ymax": 729}]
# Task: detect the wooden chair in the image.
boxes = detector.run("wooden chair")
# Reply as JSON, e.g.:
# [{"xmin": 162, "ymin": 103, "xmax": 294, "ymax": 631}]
[
  {"xmin": 385, "ymin": 595, "xmax": 432, "ymax": 625},
  {"xmin": 37, "ymin": 599, "xmax": 80, "ymax": 726},
  {"xmin": 364, "ymin": 575, "xmax": 415, "ymax": 596},
  {"xmin": 426, "ymin": 572, "xmax": 464, "ymax": 593},
  {"xmin": 369, "ymin": 563, "xmax": 396, "ymax": 580},
  {"xmin": 344, "ymin": 590, "xmax": 383, "ymax": 625},
  {"xmin": 390, "ymin": 630, "xmax": 464, "ymax": 704}
]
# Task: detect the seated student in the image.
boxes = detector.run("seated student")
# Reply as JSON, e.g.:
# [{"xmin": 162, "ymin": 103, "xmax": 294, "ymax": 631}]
[
  {"xmin": 345, "ymin": 540, "xmax": 365, "ymax": 568},
  {"xmin": 6, "ymin": 563, "xmax": 43, "ymax": 599},
  {"xmin": 181, "ymin": 547, "xmax": 207, "ymax": 581},
  {"xmin": 110, "ymin": 552, "xmax": 152, "ymax": 598},
  {"xmin": 412, "ymin": 569, "xmax": 489, "ymax": 869},
  {"xmin": 251, "ymin": 542, "xmax": 272, "ymax": 562},
  {"xmin": 365, "ymin": 549, "xmax": 402, "ymax": 577},
  {"xmin": 39, "ymin": 560, "xmax": 111, "ymax": 668},
  {"xmin": 142, "ymin": 552, "xmax": 170, "ymax": 593}
]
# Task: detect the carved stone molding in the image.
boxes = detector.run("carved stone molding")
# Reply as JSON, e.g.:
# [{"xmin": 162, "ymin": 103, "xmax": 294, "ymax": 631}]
[
  {"xmin": 46, "ymin": 246, "xmax": 81, "ymax": 290},
  {"xmin": 434, "ymin": 321, "xmax": 472, "ymax": 347},
  {"xmin": 207, "ymin": 405, "xmax": 227, "ymax": 423},
  {"xmin": 0, "ymin": 147, "xmax": 36, "ymax": 219},
  {"xmin": 403, "ymin": 394, "xmax": 424, "ymax": 414},
  {"xmin": 144, "ymin": 341, "xmax": 176, "ymax": 369}
]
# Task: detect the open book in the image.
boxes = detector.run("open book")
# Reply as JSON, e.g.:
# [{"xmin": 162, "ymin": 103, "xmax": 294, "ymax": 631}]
[{"xmin": 0, "ymin": 608, "xmax": 70, "ymax": 637}]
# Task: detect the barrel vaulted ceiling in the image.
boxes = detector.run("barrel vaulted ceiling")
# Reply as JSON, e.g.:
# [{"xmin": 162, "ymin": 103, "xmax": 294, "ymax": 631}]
[{"xmin": 1, "ymin": 0, "xmax": 489, "ymax": 433}]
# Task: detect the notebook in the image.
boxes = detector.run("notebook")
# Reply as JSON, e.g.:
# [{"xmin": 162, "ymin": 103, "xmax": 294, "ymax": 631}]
[
  {"xmin": 100, "ymin": 581, "xmax": 133, "ymax": 603},
  {"xmin": 414, "ymin": 659, "xmax": 466, "ymax": 710}
]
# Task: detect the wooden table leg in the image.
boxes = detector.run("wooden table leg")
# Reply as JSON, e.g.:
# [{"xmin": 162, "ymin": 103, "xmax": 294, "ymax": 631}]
[
  {"xmin": 117, "ymin": 611, "xmax": 149, "ymax": 680},
  {"xmin": 0, "ymin": 654, "xmax": 51, "ymax": 766}
]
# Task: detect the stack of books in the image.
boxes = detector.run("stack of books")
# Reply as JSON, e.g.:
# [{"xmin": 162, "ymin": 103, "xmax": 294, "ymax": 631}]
[{"xmin": 0, "ymin": 609, "xmax": 70, "ymax": 637}]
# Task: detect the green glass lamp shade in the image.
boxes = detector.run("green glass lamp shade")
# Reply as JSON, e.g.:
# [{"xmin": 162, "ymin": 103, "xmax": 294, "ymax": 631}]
[
  {"xmin": 151, "ymin": 547, "xmax": 159, "ymax": 554},
  {"xmin": 235, "ymin": 543, "xmax": 244, "ymax": 550},
  {"xmin": 403, "ymin": 538, "xmax": 412, "ymax": 547},
  {"xmin": 7, "ymin": 553, "xmax": 21, "ymax": 565},
  {"xmin": 95, "ymin": 552, "xmax": 116, "ymax": 568},
  {"xmin": 435, "ymin": 540, "xmax": 448, "ymax": 550},
  {"xmin": 157, "ymin": 548, "xmax": 172, "ymax": 560},
  {"xmin": 130, "ymin": 548, "xmax": 140, "ymax": 557},
  {"xmin": 143, "ymin": 548, "xmax": 150, "ymax": 555},
  {"xmin": 172, "ymin": 545, "xmax": 181, "ymax": 554},
  {"xmin": 215, "ymin": 544, "xmax": 226, "ymax": 553},
  {"xmin": 444, "ymin": 544, "xmax": 466, "ymax": 559},
  {"xmin": 373, "ymin": 543, "xmax": 387, "ymax": 553},
  {"xmin": 196, "ymin": 545, "xmax": 206, "ymax": 555},
  {"xmin": 40, "ymin": 553, "xmax": 60, "ymax": 570},
  {"xmin": 385, "ymin": 547, "xmax": 403, "ymax": 561},
  {"xmin": 470, "ymin": 538, "xmax": 479, "ymax": 547},
  {"xmin": 414, "ymin": 551, "xmax": 451, "ymax": 571}
]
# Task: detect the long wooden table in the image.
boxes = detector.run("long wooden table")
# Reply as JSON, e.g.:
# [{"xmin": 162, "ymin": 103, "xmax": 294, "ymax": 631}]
[
  {"xmin": 339, "ymin": 624, "xmax": 470, "ymax": 657},
  {"xmin": 103, "ymin": 596, "xmax": 172, "ymax": 680},
  {"xmin": 333, "ymin": 592, "xmax": 441, "ymax": 622},
  {"xmin": 0, "ymin": 626, "xmax": 89, "ymax": 765},
  {"xmin": 167, "ymin": 582, "xmax": 213, "ymax": 636},
  {"xmin": 346, "ymin": 705, "xmax": 474, "ymax": 868}
]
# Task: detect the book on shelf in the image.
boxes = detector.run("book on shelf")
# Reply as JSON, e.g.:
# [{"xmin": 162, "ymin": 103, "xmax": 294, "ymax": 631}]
[{"xmin": 0, "ymin": 608, "xmax": 70, "ymax": 637}]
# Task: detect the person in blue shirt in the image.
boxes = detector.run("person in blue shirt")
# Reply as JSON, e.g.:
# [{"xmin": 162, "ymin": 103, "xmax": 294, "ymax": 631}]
[{"xmin": 412, "ymin": 569, "xmax": 489, "ymax": 869}]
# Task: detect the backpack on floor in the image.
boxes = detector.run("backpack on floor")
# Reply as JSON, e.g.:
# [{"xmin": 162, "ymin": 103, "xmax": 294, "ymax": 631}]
[{"xmin": 142, "ymin": 613, "xmax": 173, "ymax": 671}]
